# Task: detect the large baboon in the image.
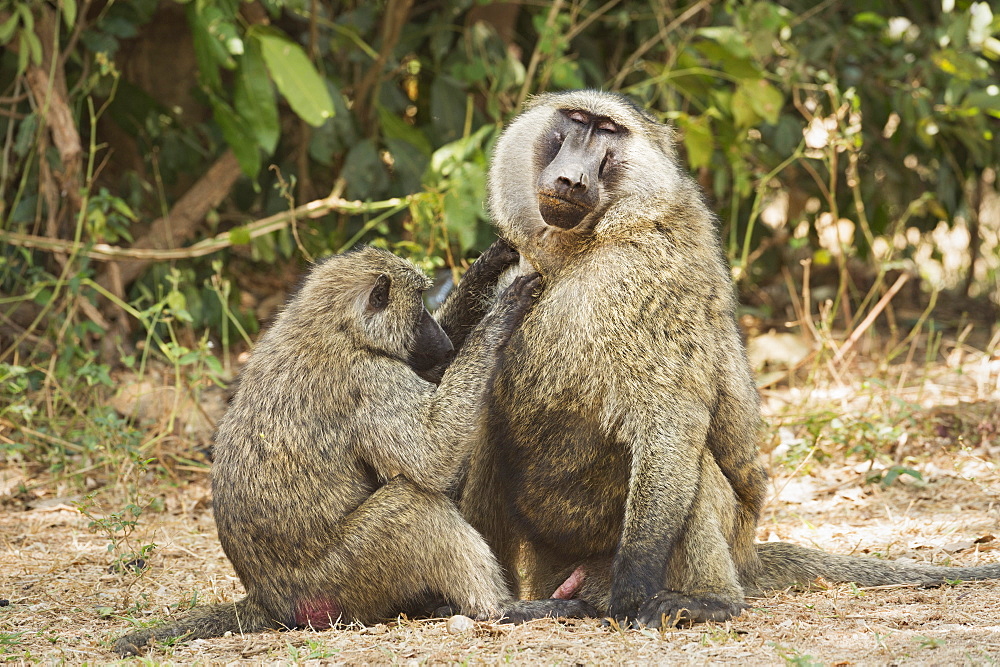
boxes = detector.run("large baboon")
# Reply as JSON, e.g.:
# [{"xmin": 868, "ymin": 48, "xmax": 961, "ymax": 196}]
[
  {"xmin": 115, "ymin": 243, "xmax": 537, "ymax": 655},
  {"xmin": 463, "ymin": 89, "xmax": 1000, "ymax": 628}
]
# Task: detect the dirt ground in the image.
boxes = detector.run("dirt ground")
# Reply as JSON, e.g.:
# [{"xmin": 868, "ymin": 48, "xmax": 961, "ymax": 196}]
[{"xmin": 2, "ymin": 366, "xmax": 1000, "ymax": 664}]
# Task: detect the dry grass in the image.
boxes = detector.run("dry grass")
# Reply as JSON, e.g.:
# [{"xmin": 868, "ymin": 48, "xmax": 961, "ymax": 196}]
[{"xmin": 2, "ymin": 336, "xmax": 1000, "ymax": 664}]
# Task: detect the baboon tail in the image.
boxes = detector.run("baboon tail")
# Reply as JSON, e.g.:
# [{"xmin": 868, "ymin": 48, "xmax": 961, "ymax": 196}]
[
  {"xmin": 114, "ymin": 596, "xmax": 276, "ymax": 656},
  {"xmin": 750, "ymin": 541, "xmax": 1000, "ymax": 594}
]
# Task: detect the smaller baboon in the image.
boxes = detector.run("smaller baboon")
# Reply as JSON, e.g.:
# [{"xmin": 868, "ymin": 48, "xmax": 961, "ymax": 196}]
[{"xmin": 115, "ymin": 243, "xmax": 537, "ymax": 655}]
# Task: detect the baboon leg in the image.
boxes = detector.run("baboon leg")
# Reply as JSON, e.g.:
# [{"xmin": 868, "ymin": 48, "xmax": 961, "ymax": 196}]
[
  {"xmin": 575, "ymin": 560, "xmax": 612, "ymax": 612},
  {"xmin": 329, "ymin": 477, "xmax": 510, "ymax": 623},
  {"xmin": 636, "ymin": 453, "xmax": 747, "ymax": 628}
]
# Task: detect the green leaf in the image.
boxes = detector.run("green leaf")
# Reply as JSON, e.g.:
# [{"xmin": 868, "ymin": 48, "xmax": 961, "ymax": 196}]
[
  {"xmin": 235, "ymin": 40, "xmax": 280, "ymax": 153},
  {"xmin": 256, "ymin": 29, "xmax": 334, "ymax": 127},
  {"xmin": 696, "ymin": 26, "xmax": 752, "ymax": 59},
  {"xmin": 111, "ymin": 198, "xmax": 138, "ymax": 221},
  {"xmin": 676, "ymin": 114, "xmax": 714, "ymax": 170},
  {"xmin": 0, "ymin": 13, "xmax": 20, "ymax": 44},
  {"xmin": 24, "ymin": 29, "xmax": 42, "ymax": 66},
  {"xmin": 932, "ymin": 48, "xmax": 987, "ymax": 81},
  {"xmin": 730, "ymin": 87, "xmax": 760, "ymax": 129},
  {"xmin": 166, "ymin": 290, "xmax": 187, "ymax": 314},
  {"xmin": 965, "ymin": 89, "xmax": 1000, "ymax": 119},
  {"xmin": 739, "ymin": 79, "xmax": 783, "ymax": 125},
  {"xmin": 442, "ymin": 162, "xmax": 487, "ymax": 252},
  {"xmin": 378, "ymin": 106, "xmax": 432, "ymax": 156},
  {"xmin": 197, "ymin": 5, "xmax": 237, "ymax": 69},
  {"xmin": 210, "ymin": 98, "xmax": 261, "ymax": 178},
  {"xmin": 15, "ymin": 4, "xmax": 33, "ymax": 33},
  {"xmin": 61, "ymin": 0, "xmax": 78, "ymax": 30},
  {"xmin": 342, "ymin": 138, "xmax": 388, "ymax": 200},
  {"xmin": 430, "ymin": 76, "xmax": 467, "ymax": 145},
  {"xmin": 385, "ymin": 137, "xmax": 429, "ymax": 195},
  {"xmin": 307, "ymin": 82, "xmax": 352, "ymax": 165},
  {"xmin": 852, "ymin": 12, "xmax": 886, "ymax": 29},
  {"xmin": 550, "ymin": 60, "xmax": 585, "ymax": 90},
  {"xmin": 428, "ymin": 124, "xmax": 493, "ymax": 179},
  {"xmin": 187, "ymin": 3, "xmax": 221, "ymax": 90},
  {"xmin": 13, "ymin": 113, "xmax": 38, "ymax": 157},
  {"xmin": 16, "ymin": 32, "xmax": 29, "ymax": 74}
]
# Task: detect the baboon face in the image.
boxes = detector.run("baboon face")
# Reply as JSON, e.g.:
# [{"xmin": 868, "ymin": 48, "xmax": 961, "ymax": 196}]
[
  {"xmin": 293, "ymin": 248, "xmax": 454, "ymax": 379},
  {"xmin": 367, "ymin": 273, "xmax": 455, "ymax": 375},
  {"xmin": 364, "ymin": 267, "xmax": 454, "ymax": 378},
  {"xmin": 536, "ymin": 109, "xmax": 625, "ymax": 230},
  {"xmin": 489, "ymin": 90, "xmax": 680, "ymax": 244}
]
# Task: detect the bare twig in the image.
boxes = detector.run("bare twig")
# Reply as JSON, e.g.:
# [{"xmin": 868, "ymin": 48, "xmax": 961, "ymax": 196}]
[
  {"xmin": 832, "ymin": 272, "xmax": 910, "ymax": 365},
  {"xmin": 22, "ymin": 7, "xmax": 83, "ymax": 236},
  {"xmin": 353, "ymin": 0, "xmax": 415, "ymax": 130},
  {"xmin": 2, "ymin": 190, "xmax": 418, "ymax": 262},
  {"xmin": 516, "ymin": 0, "xmax": 564, "ymax": 106},
  {"xmin": 609, "ymin": 0, "xmax": 712, "ymax": 90}
]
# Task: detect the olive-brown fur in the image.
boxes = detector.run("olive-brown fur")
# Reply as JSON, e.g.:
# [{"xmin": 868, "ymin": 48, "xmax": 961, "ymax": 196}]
[
  {"xmin": 115, "ymin": 243, "xmax": 534, "ymax": 655},
  {"xmin": 465, "ymin": 90, "xmax": 1000, "ymax": 628}
]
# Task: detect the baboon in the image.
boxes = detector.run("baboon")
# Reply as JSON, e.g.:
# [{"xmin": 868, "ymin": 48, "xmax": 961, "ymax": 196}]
[
  {"xmin": 115, "ymin": 243, "xmax": 538, "ymax": 655},
  {"xmin": 462, "ymin": 89, "xmax": 1000, "ymax": 628}
]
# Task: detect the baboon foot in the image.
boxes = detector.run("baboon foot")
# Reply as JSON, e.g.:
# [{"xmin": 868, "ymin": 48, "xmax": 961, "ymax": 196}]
[
  {"xmin": 498, "ymin": 599, "xmax": 599, "ymax": 624},
  {"xmin": 625, "ymin": 590, "xmax": 747, "ymax": 628}
]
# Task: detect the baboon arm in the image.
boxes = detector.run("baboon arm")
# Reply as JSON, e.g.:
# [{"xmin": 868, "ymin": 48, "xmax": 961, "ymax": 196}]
[
  {"xmin": 707, "ymin": 347, "xmax": 768, "ymax": 566},
  {"xmin": 356, "ymin": 362, "xmax": 492, "ymax": 494},
  {"xmin": 608, "ymin": 404, "xmax": 709, "ymax": 621},
  {"xmin": 352, "ymin": 382, "xmax": 466, "ymax": 494},
  {"xmin": 434, "ymin": 239, "xmax": 519, "ymax": 350},
  {"xmin": 418, "ymin": 240, "xmax": 520, "ymax": 385}
]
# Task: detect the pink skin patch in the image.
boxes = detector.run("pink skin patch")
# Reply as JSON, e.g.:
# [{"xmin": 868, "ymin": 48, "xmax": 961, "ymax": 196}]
[
  {"xmin": 551, "ymin": 565, "xmax": 586, "ymax": 600},
  {"xmin": 294, "ymin": 597, "xmax": 342, "ymax": 629}
]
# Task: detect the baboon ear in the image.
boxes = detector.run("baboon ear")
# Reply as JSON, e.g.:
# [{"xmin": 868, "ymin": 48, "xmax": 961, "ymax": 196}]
[{"xmin": 368, "ymin": 274, "xmax": 391, "ymax": 311}]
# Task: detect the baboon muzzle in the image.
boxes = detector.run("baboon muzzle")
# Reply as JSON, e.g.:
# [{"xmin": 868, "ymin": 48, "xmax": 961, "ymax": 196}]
[{"xmin": 537, "ymin": 133, "xmax": 602, "ymax": 229}]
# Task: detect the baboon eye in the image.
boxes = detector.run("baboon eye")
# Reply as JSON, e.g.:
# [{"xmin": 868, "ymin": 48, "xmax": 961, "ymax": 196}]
[
  {"xmin": 368, "ymin": 274, "xmax": 391, "ymax": 311},
  {"xmin": 568, "ymin": 110, "xmax": 588, "ymax": 125},
  {"xmin": 596, "ymin": 120, "xmax": 619, "ymax": 134}
]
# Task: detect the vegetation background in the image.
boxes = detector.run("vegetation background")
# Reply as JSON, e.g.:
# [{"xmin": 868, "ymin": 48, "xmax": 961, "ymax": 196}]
[{"xmin": 0, "ymin": 0, "xmax": 999, "ymax": 662}]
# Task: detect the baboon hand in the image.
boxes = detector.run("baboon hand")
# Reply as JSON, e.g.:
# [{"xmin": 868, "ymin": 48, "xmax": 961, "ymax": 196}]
[
  {"xmin": 466, "ymin": 238, "xmax": 520, "ymax": 282},
  {"xmin": 492, "ymin": 272, "xmax": 543, "ymax": 335}
]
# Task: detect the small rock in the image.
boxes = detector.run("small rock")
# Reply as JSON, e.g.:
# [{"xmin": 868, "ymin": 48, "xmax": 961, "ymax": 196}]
[{"xmin": 446, "ymin": 614, "xmax": 474, "ymax": 634}]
